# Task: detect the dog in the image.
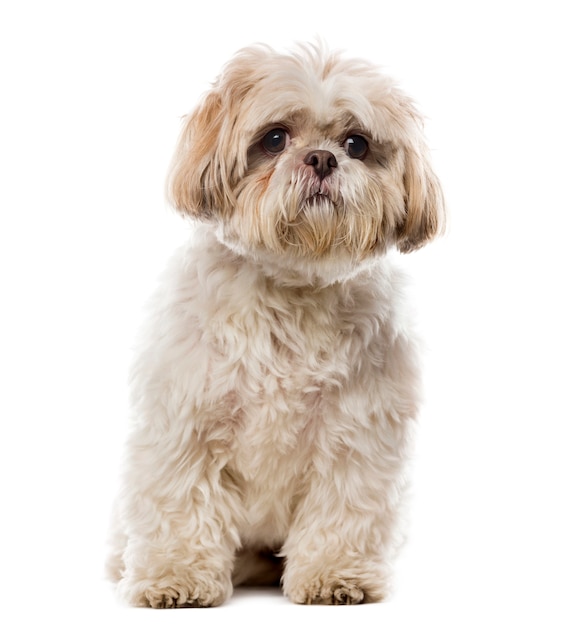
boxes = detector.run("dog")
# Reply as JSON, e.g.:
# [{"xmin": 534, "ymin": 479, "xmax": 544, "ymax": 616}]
[{"xmin": 107, "ymin": 43, "xmax": 444, "ymax": 607}]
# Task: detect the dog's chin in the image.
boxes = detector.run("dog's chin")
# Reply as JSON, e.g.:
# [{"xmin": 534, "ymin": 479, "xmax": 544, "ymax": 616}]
[
  {"xmin": 288, "ymin": 191, "xmax": 336, "ymax": 225},
  {"xmin": 302, "ymin": 193, "xmax": 335, "ymax": 211},
  {"xmin": 277, "ymin": 195, "xmax": 345, "ymax": 255},
  {"xmin": 216, "ymin": 195, "xmax": 383, "ymax": 287}
]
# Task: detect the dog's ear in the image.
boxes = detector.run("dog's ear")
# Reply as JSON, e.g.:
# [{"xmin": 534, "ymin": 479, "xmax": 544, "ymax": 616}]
[
  {"xmin": 167, "ymin": 89, "xmax": 229, "ymax": 218},
  {"xmin": 396, "ymin": 140, "xmax": 445, "ymax": 253}
]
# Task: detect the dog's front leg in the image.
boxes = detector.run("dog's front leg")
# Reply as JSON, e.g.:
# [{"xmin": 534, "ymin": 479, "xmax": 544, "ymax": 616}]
[
  {"xmin": 116, "ymin": 434, "xmax": 241, "ymax": 608},
  {"xmin": 281, "ymin": 448, "xmax": 402, "ymax": 605}
]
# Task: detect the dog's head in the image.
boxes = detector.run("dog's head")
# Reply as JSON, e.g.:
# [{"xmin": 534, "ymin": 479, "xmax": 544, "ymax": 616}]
[{"xmin": 168, "ymin": 44, "xmax": 444, "ymax": 281}]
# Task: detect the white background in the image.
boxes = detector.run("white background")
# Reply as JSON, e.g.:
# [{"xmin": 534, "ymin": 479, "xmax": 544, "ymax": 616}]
[{"xmin": 1, "ymin": 1, "xmax": 567, "ymax": 624}]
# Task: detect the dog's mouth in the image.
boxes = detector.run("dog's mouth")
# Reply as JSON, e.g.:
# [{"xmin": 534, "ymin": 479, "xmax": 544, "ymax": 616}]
[
  {"xmin": 280, "ymin": 174, "xmax": 340, "ymax": 223},
  {"xmin": 299, "ymin": 179, "xmax": 340, "ymax": 210},
  {"xmin": 306, "ymin": 190, "xmax": 331, "ymax": 203},
  {"xmin": 295, "ymin": 193, "xmax": 337, "ymax": 223}
]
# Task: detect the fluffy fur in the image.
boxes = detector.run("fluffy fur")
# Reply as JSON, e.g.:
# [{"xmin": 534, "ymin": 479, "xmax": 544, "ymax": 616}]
[{"xmin": 107, "ymin": 43, "xmax": 444, "ymax": 607}]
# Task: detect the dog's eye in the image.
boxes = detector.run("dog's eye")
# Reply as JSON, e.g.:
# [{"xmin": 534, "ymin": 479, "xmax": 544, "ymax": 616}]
[
  {"xmin": 344, "ymin": 135, "xmax": 369, "ymax": 160},
  {"xmin": 262, "ymin": 128, "xmax": 290, "ymax": 154}
]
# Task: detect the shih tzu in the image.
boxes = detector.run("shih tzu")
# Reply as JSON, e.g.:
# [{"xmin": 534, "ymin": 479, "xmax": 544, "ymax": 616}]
[{"xmin": 107, "ymin": 43, "xmax": 444, "ymax": 607}]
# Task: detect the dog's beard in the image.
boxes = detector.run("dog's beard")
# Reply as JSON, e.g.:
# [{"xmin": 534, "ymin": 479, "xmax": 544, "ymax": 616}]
[
  {"xmin": 231, "ymin": 168, "xmax": 386, "ymax": 261},
  {"xmin": 268, "ymin": 171, "xmax": 381, "ymax": 259},
  {"xmin": 278, "ymin": 195, "xmax": 342, "ymax": 257},
  {"xmin": 275, "ymin": 171, "xmax": 345, "ymax": 256}
]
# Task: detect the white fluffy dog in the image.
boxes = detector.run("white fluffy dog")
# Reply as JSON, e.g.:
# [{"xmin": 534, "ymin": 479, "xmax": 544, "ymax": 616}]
[{"xmin": 107, "ymin": 43, "xmax": 444, "ymax": 607}]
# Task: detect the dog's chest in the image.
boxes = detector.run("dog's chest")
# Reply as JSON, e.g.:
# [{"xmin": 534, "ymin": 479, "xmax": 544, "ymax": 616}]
[
  {"xmin": 212, "ymin": 285, "xmax": 355, "ymax": 478},
  {"xmin": 216, "ymin": 294, "xmax": 346, "ymax": 539},
  {"xmin": 195, "ymin": 266, "xmax": 388, "ymax": 541}
]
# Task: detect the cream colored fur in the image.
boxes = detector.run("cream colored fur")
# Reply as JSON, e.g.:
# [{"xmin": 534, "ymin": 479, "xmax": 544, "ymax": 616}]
[{"xmin": 107, "ymin": 43, "xmax": 444, "ymax": 607}]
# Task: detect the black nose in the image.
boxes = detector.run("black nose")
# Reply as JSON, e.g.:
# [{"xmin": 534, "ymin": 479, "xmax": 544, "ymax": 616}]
[{"xmin": 303, "ymin": 150, "xmax": 338, "ymax": 180}]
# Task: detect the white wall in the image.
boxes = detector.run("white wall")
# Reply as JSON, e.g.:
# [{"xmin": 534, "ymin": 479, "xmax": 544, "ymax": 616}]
[{"xmin": 1, "ymin": 1, "xmax": 566, "ymax": 624}]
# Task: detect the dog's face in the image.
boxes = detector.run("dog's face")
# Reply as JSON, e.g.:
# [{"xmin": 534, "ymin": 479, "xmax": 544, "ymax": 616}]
[{"xmin": 169, "ymin": 44, "xmax": 444, "ymax": 279}]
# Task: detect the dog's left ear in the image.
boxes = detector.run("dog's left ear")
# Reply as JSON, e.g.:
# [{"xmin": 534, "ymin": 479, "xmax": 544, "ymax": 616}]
[{"xmin": 396, "ymin": 141, "xmax": 445, "ymax": 253}]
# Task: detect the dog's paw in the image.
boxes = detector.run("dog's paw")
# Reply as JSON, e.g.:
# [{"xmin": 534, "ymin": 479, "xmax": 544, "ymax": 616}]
[
  {"xmin": 282, "ymin": 557, "xmax": 390, "ymax": 606},
  {"xmin": 144, "ymin": 583, "xmax": 194, "ymax": 608},
  {"xmin": 118, "ymin": 574, "xmax": 231, "ymax": 608},
  {"xmin": 142, "ymin": 582, "xmax": 225, "ymax": 608},
  {"xmin": 330, "ymin": 583, "xmax": 366, "ymax": 605},
  {"xmin": 286, "ymin": 576, "xmax": 366, "ymax": 605}
]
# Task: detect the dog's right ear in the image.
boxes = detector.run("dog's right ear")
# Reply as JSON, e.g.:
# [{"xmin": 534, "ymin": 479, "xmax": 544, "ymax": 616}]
[{"xmin": 167, "ymin": 90, "xmax": 227, "ymax": 218}]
